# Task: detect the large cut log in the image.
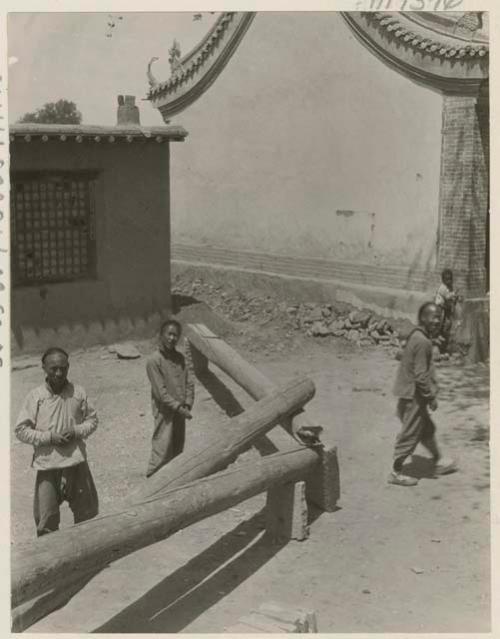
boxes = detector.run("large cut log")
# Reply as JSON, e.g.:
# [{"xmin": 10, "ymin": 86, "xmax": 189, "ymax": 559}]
[
  {"xmin": 130, "ymin": 376, "xmax": 314, "ymax": 503},
  {"xmin": 12, "ymin": 447, "xmax": 320, "ymax": 608}
]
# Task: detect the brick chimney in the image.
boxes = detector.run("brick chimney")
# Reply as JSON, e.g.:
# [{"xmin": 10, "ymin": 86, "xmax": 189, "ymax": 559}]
[{"xmin": 117, "ymin": 95, "xmax": 140, "ymax": 126}]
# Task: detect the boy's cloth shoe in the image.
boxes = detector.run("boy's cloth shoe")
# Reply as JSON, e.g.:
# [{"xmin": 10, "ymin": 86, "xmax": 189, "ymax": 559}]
[
  {"xmin": 387, "ymin": 472, "xmax": 418, "ymax": 486},
  {"xmin": 434, "ymin": 457, "xmax": 458, "ymax": 475}
]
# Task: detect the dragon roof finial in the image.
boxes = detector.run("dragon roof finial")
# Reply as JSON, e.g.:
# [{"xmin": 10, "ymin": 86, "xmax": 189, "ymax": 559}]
[{"xmin": 147, "ymin": 56, "xmax": 159, "ymax": 88}]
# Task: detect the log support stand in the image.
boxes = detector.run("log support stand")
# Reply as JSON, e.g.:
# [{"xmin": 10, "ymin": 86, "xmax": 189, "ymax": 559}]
[
  {"xmin": 305, "ymin": 444, "xmax": 340, "ymax": 513},
  {"xmin": 265, "ymin": 480, "xmax": 309, "ymax": 543}
]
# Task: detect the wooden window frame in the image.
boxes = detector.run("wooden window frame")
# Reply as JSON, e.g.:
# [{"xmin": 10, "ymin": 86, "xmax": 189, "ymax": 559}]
[{"xmin": 10, "ymin": 170, "xmax": 98, "ymax": 287}]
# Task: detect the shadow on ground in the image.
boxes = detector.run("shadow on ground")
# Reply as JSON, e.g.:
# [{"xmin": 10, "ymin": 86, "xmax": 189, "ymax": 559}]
[
  {"xmin": 403, "ymin": 454, "xmax": 438, "ymax": 480},
  {"xmin": 94, "ymin": 510, "xmax": 281, "ymax": 633}
]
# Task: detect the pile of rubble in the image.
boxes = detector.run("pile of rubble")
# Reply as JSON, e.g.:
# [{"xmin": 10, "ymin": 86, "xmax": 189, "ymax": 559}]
[
  {"xmin": 173, "ymin": 275, "xmax": 407, "ymax": 351},
  {"xmin": 285, "ymin": 304, "xmax": 401, "ymax": 348}
]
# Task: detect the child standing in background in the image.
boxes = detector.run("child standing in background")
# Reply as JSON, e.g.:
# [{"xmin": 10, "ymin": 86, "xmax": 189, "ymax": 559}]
[{"xmin": 435, "ymin": 268, "xmax": 461, "ymax": 353}]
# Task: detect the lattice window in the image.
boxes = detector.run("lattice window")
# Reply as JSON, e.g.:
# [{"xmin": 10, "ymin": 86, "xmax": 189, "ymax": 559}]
[{"xmin": 11, "ymin": 172, "xmax": 97, "ymax": 286}]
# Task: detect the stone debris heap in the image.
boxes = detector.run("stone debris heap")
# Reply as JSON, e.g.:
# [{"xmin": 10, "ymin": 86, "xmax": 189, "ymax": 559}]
[{"xmin": 174, "ymin": 275, "xmax": 405, "ymax": 350}]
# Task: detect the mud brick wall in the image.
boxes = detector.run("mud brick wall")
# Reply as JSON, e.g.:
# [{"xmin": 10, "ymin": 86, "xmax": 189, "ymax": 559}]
[{"xmin": 438, "ymin": 92, "xmax": 489, "ymax": 297}]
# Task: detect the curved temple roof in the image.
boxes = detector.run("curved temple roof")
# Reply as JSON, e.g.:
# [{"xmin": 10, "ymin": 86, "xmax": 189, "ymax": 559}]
[
  {"xmin": 148, "ymin": 11, "xmax": 489, "ymax": 122},
  {"xmin": 342, "ymin": 12, "xmax": 488, "ymax": 95},
  {"xmin": 148, "ymin": 12, "xmax": 256, "ymax": 123}
]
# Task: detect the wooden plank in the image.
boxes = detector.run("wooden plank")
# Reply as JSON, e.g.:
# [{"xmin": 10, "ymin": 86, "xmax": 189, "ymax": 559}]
[{"xmin": 12, "ymin": 447, "xmax": 319, "ymax": 608}]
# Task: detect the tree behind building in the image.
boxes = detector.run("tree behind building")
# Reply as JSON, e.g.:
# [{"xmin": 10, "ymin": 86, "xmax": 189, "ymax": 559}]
[{"xmin": 18, "ymin": 99, "xmax": 82, "ymax": 125}]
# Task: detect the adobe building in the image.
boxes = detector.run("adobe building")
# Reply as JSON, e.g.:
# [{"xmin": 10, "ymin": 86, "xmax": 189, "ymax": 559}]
[
  {"xmin": 148, "ymin": 11, "xmax": 489, "ymax": 319},
  {"xmin": 10, "ymin": 96, "xmax": 187, "ymax": 354}
]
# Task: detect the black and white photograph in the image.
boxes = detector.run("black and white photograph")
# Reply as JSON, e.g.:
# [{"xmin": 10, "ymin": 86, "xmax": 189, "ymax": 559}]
[{"xmin": 3, "ymin": 5, "xmax": 492, "ymax": 634}]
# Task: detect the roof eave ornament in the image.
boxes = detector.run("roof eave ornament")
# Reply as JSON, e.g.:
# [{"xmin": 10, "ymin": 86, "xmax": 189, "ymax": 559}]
[
  {"xmin": 453, "ymin": 11, "xmax": 484, "ymax": 39},
  {"xmin": 147, "ymin": 56, "xmax": 159, "ymax": 88},
  {"xmin": 168, "ymin": 39, "xmax": 184, "ymax": 78}
]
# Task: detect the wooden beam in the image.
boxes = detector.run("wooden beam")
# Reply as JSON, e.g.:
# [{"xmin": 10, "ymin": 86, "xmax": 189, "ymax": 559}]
[
  {"xmin": 12, "ymin": 447, "xmax": 320, "ymax": 608},
  {"xmin": 185, "ymin": 324, "xmax": 321, "ymax": 442},
  {"xmin": 185, "ymin": 324, "xmax": 340, "ymax": 512}
]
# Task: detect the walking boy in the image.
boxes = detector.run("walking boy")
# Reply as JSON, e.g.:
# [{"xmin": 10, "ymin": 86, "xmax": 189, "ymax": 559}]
[
  {"xmin": 388, "ymin": 302, "xmax": 457, "ymax": 486},
  {"xmin": 146, "ymin": 319, "xmax": 194, "ymax": 477},
  {"xmin": 15, "ymin": 347, "xmax": 99, "ymax": 536}
]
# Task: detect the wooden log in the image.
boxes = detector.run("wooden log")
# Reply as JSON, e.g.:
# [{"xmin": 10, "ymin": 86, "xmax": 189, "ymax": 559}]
[
  {"xmin": 130, "ymin": 376, "xmax": 314, "ymax": 503},
  {"xmin": 185, "ymin": 324, "xmax": 340, "ymax": 512},
  {"xmin": 12, "ymin": 447, "xmax": 319, "ymax": 608},
  {"xmin": 185, "ymin": 324, "xmax": 321, "ymax": 442}
]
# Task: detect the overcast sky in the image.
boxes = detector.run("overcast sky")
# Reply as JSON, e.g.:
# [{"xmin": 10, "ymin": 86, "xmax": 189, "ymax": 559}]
[{"xmin": 7, "ymin": 12, "xmax": 219, "ymax": 125}]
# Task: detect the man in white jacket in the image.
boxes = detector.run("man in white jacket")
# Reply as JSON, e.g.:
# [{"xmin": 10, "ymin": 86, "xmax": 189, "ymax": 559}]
[{"xmin": 15, "ymin": 347, "xmax": 99, "ymax": 537}]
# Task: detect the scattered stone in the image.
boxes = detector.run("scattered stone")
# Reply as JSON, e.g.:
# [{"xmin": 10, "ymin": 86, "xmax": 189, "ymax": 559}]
[
  {"xmin": 377, "ymin": 319, "xmax": 388, "ymax": 332},
  {"xmin": 350, "ymin": 310, "xmax": 372, "ymax": 327},
  {"xmin": 311, "ymin": 322, "xmax": 330, "ymax": 337},
  {"xmin": 362, "ymin": 588, "xmax": 371, "ymax": 595},
  {"xmin": 332, "ymin": 329, "xmax": 347, "ymax": 337},
  {"xmin": 348, "ymin": 329, "xmax": 360, "ymax": 342},
  {"xmin": 115, "ymin": 343, "xmax": 141, "ymax": 359},
  {"xmin": 308, "ymin": 307, "xmax": 323, "ymax": 322}
]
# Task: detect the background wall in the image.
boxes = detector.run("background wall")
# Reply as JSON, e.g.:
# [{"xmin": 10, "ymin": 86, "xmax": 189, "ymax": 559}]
[
  {"xmin": 11, "ymin": 140, "xmax": 171, "ymax": 353},
  {"xmin": 170, "ymin": 12, "xmax": 443, "ymax": 274}
]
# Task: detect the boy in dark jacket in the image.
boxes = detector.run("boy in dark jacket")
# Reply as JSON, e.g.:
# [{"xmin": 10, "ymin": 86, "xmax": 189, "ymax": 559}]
[
  {"xmin": 146, "ymin": 319, "xmax": 194, "ymax": 477},
  {"xmin": 389, "ymin": 302, "xmax": 457, "ymax": 486}
]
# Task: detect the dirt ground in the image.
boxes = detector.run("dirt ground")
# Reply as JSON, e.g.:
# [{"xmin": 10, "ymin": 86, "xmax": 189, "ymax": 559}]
[{"xmin": 10, "ymin": 302, "xmax": 490, "ymax": 633}]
